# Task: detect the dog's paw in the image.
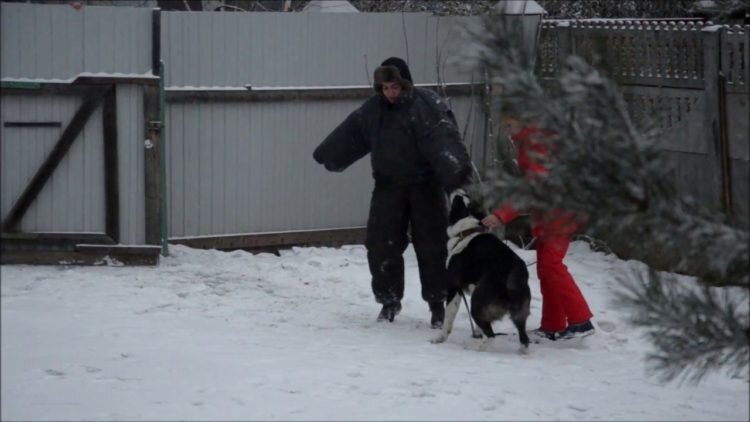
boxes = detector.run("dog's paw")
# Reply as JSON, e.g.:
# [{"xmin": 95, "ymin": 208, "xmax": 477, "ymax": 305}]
[{"xmin": 430, "ymin": 335, "xmax": 447, "ymax": 344}]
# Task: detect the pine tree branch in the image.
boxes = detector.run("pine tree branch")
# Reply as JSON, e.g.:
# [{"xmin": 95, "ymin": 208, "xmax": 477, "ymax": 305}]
[
  {"xmin": 460, "ymin": 7, "xmax": 750, "ymax": 383},
  {"xmin": 615, "ymin": 268, "xmax": 749, "ymax": 383}
]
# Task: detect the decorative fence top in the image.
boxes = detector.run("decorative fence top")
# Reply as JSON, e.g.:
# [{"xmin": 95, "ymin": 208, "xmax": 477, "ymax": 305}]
[
  {"xmin": 539, "ymin": 19, "xmax": 749, "ymax": 92},
  {"xmin": 722, "ymin": 25, "xmax": 749, "ymax": 93},
  {"xmin": 537, "ymin": 19, "xmax": 719, "ymax": 88},
  {"xmin": 553, "ymin": 19, "xmax": 711, "ymax": 30}
]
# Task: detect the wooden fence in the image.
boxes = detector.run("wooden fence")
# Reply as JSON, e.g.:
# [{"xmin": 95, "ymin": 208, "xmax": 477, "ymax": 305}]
[{"xmin": 536, "ymin": 19, "xmax": 749, "ymax": 220}]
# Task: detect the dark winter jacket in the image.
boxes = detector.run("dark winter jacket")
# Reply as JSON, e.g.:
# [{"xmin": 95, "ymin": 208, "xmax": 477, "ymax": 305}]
[{"xmin": 312, "ymin": 87, "xmax": 472, "ymax": 191}]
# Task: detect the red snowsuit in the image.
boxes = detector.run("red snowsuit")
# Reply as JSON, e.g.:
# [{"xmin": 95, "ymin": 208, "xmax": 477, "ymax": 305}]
[{"xmin": 493, "ymin": 126, "xmax": 593, "ymax": 332}]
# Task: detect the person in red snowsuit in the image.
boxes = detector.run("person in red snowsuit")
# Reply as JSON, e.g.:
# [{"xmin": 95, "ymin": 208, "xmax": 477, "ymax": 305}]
[{"xmin": 481, "ymin": 114, "xmax": 595, "ymax": 341}]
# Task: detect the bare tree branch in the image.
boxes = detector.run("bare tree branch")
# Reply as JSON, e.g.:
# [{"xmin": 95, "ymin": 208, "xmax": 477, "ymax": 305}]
[
  {"xmin": 252, "ymin": 0, "xmax": 270, "ymax": 11},
  {"xmin": 364, "ymin": 54, "xmax": 371, "ymax": 86},
  {"xmin": 212, "ymin": 3, "xmax": 248, "ymax": 12},
  {"xmin": 401, "ymin": 11, "xmax": 410, "ymax": 65}
]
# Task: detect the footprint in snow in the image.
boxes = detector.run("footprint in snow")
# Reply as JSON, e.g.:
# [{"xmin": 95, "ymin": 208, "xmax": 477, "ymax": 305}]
[
  {"xmin": 568, "ymin": 404, "xmax": 591, "ymax": 413},
  {"xmin": 45, "ymin": 369, "xmax": 65, "ymax": 377},
  {"xmin": 595, "ymin": 320, "xmax": 617, "ymax": 333}
]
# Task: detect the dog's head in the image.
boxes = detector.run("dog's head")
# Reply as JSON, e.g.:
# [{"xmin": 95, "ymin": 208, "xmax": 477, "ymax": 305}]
[{"xmin": 448, "ymin": 189, "xmax": 487, "ymax": 225}]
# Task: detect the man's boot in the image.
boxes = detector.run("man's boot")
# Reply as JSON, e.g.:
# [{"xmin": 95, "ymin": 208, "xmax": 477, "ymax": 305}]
[{"xmin": 376, "ymin": 302, "xmax": 402, "ymax": 322}]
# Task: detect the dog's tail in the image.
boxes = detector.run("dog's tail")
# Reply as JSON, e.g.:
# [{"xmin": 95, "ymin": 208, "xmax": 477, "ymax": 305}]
[{"xmin": 506, "ymin": 261, "xmax": 530, "ymax": 292}]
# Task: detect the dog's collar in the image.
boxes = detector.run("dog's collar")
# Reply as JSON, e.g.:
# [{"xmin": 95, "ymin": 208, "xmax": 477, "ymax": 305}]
[
  {"xmin": 454, "ymin": 225, "xmax": 487, "ymax": 241},
  {"xmin": 447, "ymin": 216, "xmax": 483, "ymax": 237},
  {"xmin": 446, "ymin": 217, "xmax": 487, "ymax": 267}
]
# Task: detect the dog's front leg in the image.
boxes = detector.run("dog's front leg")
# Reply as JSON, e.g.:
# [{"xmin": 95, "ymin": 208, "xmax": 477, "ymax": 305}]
[{"xmin": 430, "ymin": 292, "xmax": 462, "ymax": 344}]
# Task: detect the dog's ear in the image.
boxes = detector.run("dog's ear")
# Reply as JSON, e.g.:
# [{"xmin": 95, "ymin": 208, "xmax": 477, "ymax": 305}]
[
  {"xmin": 448, "ymin": 188, "xmax": 467, "ymax": 206},
  {"xmin": 458, "ymin": 186, "xmax": 490, "ymax": 220},
  {"xmin": 447, "ymin": 189, "xmax": 472, "ymax": 223},
  {"xmin": 467, "ymin": 199, "xmax": 488, "ymax": 221},
  {"xmin": 450, "ymin": 188, "xmax": 483, "ymax": 215}
]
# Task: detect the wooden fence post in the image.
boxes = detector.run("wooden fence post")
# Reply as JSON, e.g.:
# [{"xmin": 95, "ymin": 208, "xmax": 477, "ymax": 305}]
[
  {"xmin": 152, "ymin": 8, "xmax": 161, "ymax": 77},
  {"xmin": 103, "ymin": 85, "xmax": 120, "ymax": 243},
  {"xmin": 701, "ymin": 25, "xmax": 726, "ymax": 211},
  {"xmin": 144, "ymin": 7, "xmax": 164, "ymax": 248},
  {"xmin": 143, "ymin": 86, "xmax": 162, "ymax": 246},
  {"xmin": 558, "ymin": 21, "xmax": 573, "ymax": 62}
]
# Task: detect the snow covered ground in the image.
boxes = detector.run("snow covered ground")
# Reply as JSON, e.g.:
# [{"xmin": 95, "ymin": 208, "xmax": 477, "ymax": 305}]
[{"xmin": 2, "ymin": 241, "xmax": 748, "ymax": 421}]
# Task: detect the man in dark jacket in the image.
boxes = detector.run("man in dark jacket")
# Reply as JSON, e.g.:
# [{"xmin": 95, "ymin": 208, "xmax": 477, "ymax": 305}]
[{"xmin": 313, "ymin": 57, "xmax": 472, "ymax": 328}]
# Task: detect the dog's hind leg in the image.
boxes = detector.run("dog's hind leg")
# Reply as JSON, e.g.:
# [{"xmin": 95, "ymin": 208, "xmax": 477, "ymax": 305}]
[
  {"xmin": 430, "ymin": 291, "xmax": 462, "ymax": 344},
  {"xmin": 473, "ymin": 321, "xmax": 496, "ymax": 351},
  {"xmin": 473, "ymin": 319, "xmax": 495, "ymax": 339},
  {"xmin": 511, "ymin": 302, "xmax": 531, "ymax": 349},
  {"xmin": 512, "ymin": 315, "xmax": 530, "ymax": 349},
  {"xmin": 458, "ymin": 287, "xmax": 483, "ymax": 338}
]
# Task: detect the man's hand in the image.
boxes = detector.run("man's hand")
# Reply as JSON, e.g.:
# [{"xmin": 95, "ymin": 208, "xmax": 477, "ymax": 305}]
[{"xmin": 481, "ymin": 214, "xmax": 502, "ymax": 228}]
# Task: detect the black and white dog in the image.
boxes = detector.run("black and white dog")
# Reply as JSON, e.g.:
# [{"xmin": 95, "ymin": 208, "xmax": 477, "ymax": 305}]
[{"xmin": 431, "ymin": 189, "xmax": 532, "ymax": 350}]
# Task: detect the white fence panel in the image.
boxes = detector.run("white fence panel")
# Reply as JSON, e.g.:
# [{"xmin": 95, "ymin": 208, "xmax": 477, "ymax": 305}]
[
  {"xmin": 1, "ymin": 2, "xmax": 153, "ymax": 80},
  {"xmin": 162, "ymin": 12, "xmax": 478, "ymax": 88}
]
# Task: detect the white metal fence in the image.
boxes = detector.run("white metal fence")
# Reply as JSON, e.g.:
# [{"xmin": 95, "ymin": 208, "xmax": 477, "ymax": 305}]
[
  {"xmin": 1, "ymin": 2, "xmax": 489, "ymax": 249},
  {"xmin": 1, "ymin": 3, "xmax": 151, "ymax": 245}
]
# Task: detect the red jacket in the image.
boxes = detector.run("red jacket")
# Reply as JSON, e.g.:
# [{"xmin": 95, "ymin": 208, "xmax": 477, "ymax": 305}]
[{"xmin": 493, "ymin": 126, "xmax": 578, "ymax": 237}]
